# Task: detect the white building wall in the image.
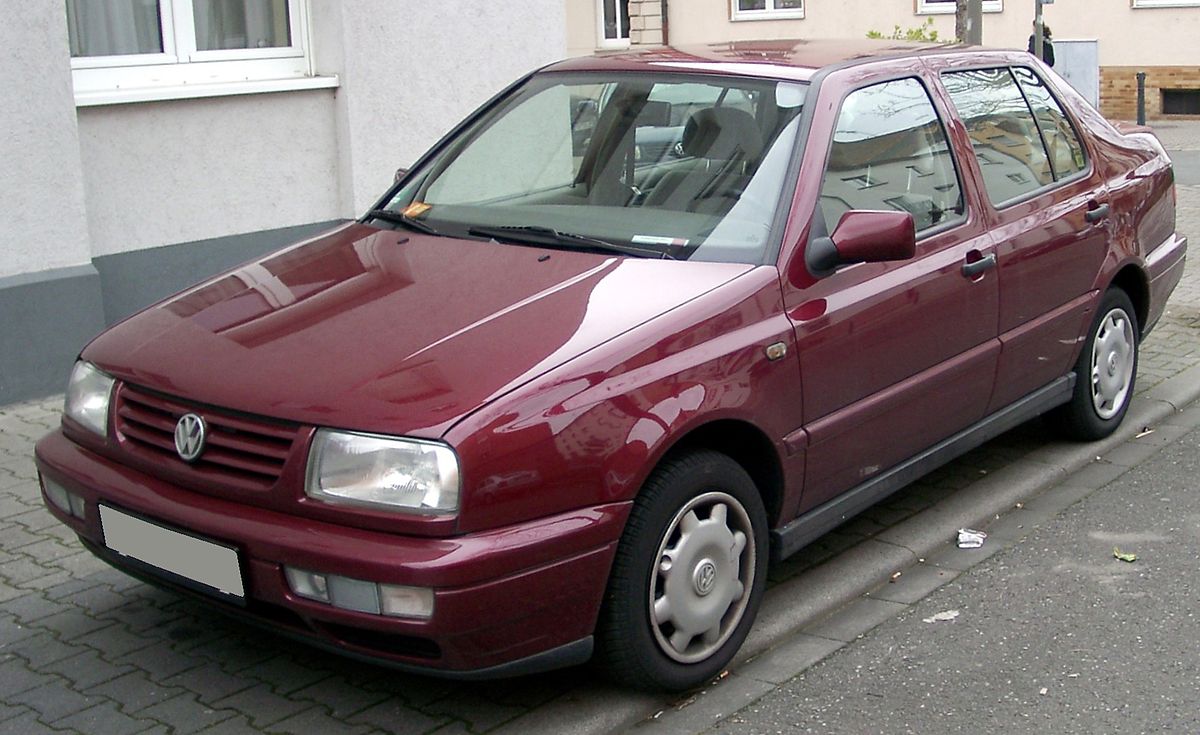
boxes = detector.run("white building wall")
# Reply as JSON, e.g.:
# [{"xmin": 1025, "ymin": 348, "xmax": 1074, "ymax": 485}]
[
  {"xmin": 313, "ymin": 0, "xmax": 570, "ymax": 215},
  {"xmin": 1, "ymin": 3, "xmax": 92, "ymax": 278},
  {"xmin": 76, "ymin": 92, "xmax": 342, "ymax": 257},
  {"xmin": 662, "ymin": 0, "xmax": 1200, "ymax": 68}
]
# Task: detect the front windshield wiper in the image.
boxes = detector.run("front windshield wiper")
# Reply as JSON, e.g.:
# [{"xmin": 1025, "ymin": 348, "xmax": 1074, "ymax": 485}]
[
  {"xmin": 467, "ymin": 225, "xmax": 670, "ymax": 259},
  {"xmin": 365, "ymin": 208, "xmax": 442, "ymax": 236}
]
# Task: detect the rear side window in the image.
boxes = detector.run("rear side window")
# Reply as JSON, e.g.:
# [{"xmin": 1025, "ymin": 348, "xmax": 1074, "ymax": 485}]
[
  {"xmin": 942, "ymin": 68, "xmax": 1054, "ymax": 206},
  {"xmin": 1012, "ymin": 66, "xmax": 1087, "ymax": 180},
  {"xmin": 819, "ymin": 77, "xmax": 964, "ymax": 234}
]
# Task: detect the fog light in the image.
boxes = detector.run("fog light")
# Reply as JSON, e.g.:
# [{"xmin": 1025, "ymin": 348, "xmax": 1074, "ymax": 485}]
[
  {"xmin": 283, "ymin": 566, "xmax": 433, "ymax": 619},
  {"xmin": 285, "ymin": 568, "xmax": 330, "ymax": 602},
  {"xmin": 68, "ymin": 493, "xmax": 87, "ymax": 520},
  {"xmin": 41, "ymin": 475, "xmax": 85, "ymax": 520},
  {"xmin": 327, "ymin": 575, "xmax": 381, "ymax": 614},
  {"xmin": 380, "ymin": 584, "xmax": 434, "ymax": 619},
  {"xmin": 41, "ymin": 474, "xmax": 71, "ymax": 514}
]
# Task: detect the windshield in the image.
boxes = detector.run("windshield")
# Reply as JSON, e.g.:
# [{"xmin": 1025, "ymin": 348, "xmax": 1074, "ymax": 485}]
[{"xmin": 378, "ymin": 72, "xmax": 807, "ymax": 264}]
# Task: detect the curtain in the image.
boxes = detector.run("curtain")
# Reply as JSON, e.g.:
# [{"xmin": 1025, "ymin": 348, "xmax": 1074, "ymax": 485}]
[
  {"xmin": 193, "ymin": 0, "xmax": 290, "ymax": 51},
  {"xmin": 66, "ymin": 0, "xmax": 163, "ymax": 57}
]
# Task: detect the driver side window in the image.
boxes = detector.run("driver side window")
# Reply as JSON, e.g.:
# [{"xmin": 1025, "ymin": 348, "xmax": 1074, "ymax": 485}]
[{"xmin": 819, "ymin": 78, "xmax": 964, "ymax": 234}]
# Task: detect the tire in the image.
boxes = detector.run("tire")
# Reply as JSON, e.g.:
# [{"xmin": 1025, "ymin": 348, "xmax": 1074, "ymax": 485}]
[
  {"xmin": 1050, "ymin": 288, "xmax": 1139, "ymax": 441},
  {"xmin": 594, "ymin": 450, "xmax": 768, "ymax": 692}
]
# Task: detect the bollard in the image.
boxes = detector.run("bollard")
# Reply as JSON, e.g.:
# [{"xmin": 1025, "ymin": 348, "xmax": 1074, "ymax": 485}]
[{"xmin": 1136, "ymin": 72, "xmax": 1147, "ymax": 126}]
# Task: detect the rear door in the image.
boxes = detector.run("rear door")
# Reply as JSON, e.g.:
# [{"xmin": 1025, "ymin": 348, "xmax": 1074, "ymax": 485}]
[
  {"xmin": 933, "ymin": 63, "xmax": 1110, "ymax": 412},
  {"xmin": 783, "ymin": 70, "xmax": 1001, "ymax": 512}
]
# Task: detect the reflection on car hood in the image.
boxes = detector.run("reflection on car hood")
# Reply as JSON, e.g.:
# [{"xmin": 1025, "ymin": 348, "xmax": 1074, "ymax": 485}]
[{"xmin": 84, "ymin": 224, "xmax": 754, "ymax": 437}]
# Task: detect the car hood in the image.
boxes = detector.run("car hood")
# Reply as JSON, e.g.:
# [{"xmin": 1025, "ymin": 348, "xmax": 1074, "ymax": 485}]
[{"xmin": 84, "ymin": 224, "xmax": 754, "ymax": 437}]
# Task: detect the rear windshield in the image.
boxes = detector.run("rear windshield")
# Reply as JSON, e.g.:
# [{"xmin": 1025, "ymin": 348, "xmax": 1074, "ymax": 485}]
[{"xmin": 383, "ymin": 72, "xmax": 807, "ymax": 264}]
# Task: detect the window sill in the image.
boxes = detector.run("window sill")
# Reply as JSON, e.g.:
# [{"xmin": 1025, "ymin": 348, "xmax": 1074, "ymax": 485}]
[
  {"xmin": 74, "ymin": 75, "xmax": 340, "ymax": 107},
  {"xmin": 730, "ymin": 12, "xmax": 805, "ymax": 21}
]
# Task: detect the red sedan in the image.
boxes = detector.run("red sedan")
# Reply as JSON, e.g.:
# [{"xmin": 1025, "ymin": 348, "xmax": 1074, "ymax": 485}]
[{"xmin": 35, "ymin": 39, "xmax": 1186, "ymax": 691}]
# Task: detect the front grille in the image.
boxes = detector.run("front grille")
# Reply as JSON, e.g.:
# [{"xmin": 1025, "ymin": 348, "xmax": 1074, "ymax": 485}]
[{"xmin": 114, "ymin": 383, "xmax": 300, "ymax": 491}]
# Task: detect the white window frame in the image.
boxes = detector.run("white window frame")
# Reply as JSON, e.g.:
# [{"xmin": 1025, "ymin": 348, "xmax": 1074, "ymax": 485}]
[
  {"xmin": 69, "ymin": 0, "xmax": 335, "ymax": 106},
  {"xmin": 597, "ymin": 0, "xmax": 631, "ymax": 49},
  {"xmin": 1132, "ymin": 0, "xmax": 1200, "ymax": 7},
  {"xmin": 916, "ymin": 0, "xmax": 1003, "ymax": 14},
  {"xmin": 730, "ymin": 0, "xmax": 805, "ymax": 21}
]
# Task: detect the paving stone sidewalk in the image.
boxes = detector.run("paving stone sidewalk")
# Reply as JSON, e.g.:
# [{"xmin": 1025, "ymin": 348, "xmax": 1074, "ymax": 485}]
[{"xmin": 1, "ymin": 131, "xmax": 1197, "ymax": 735}]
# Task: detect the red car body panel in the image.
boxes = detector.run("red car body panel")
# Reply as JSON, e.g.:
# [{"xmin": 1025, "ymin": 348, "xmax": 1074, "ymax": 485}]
[{"xmin": 34, "ymin": 41, "xmax": 1187, "ymax": 677}]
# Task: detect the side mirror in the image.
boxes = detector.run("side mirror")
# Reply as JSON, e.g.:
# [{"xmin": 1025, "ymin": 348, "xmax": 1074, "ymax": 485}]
[{"xmin": 805, "ymin": 210, "xmax": 916, "ymax": 277}]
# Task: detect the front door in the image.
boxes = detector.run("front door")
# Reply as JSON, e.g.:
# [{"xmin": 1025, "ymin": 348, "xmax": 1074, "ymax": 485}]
[{"xmin": 785, "ymin": 74, "xmax": 1001, "ymax": 512}]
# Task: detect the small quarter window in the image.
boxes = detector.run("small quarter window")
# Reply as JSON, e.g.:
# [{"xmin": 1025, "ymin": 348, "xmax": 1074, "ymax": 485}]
[
  {"xmin": 819, "ymin": 78, "xmax": 964, "ymax": 234},
  {"xmin": 1012, "ymin": 67, "xmax": 1087, "ymax": 180},
  {"xmin": 942, "ymin": 68, "xmax": 1053, "ymax": 206}
]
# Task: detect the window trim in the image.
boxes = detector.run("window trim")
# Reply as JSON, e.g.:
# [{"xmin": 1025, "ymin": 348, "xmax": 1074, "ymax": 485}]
[
  {"xmin": 816, "ymin": 74, "xmax": 969, "ymax": 241},
  {"xmin": 68, "ymin": 0, "xmax": 333, "ymax": 106},
  {"xmin": 915, "ymin": 0, "xmax": 1003, "ymax": 14},
  {"xmin": 597, "ymin": 0, "xmax": 631, "ymax": 49},
  {"xmin": 730, "ymin": 0, "xmax": 805, "ymax": 22},
  {"xmin": 1131, "ymin": 0, "xmax": 1200, "ymax": 7},
  {"xmin": 938, "ymin": 65, "xmax": 1094, "ymax": 212}
]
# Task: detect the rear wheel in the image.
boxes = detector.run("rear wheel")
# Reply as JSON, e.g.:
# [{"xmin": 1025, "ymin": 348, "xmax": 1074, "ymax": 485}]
[
  {"xmin": 595, "ymin": 450, "xmax": 767, "ymax": 691},
  {"xmin": 1051, "ymin": 288, "xmax": 1139, "ymax": 440}
]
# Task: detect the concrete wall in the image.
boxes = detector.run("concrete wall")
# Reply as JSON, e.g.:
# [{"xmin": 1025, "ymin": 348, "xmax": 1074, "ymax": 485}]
[
  {"xmin": 567, "ymin": 0, "xmax": 600, "ymax": 57},
  {"xmin": 76, "ymin": 92, "xmax": 342, "ymax": 257},
  {"xmin": 313, "ymin": 0, "xmax": 569, "ymax": 215},
  {"xmin": 0, "ymin": 1, "xmax": 570, "ymax": 404},
  {"xmin": 1, "ymin": 3, "xmax": 92, "ymax": 278}
]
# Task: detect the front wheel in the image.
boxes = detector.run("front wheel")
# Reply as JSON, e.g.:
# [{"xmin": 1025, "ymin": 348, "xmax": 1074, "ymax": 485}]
[
  {"xmin": 595, "ymin": 450, "xmax": 767, "ymax": 691},
  {"xmin": 1051, "ymin": 288, "xmax": 1139, "ymax": 440}
]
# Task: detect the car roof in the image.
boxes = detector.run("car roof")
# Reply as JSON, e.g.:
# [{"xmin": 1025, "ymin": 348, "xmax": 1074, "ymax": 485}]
[{"xmin": 544, "ymin": 38, "xmax": 979, "ymax": 83}]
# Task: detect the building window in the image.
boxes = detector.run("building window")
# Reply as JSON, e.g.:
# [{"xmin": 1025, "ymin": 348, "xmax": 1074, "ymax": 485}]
[
  {"xmin": 731, "ymin": 0, "xmax": 805, "ymax": 21},
  {"xmin": 915, "ymin": 0, "xmax": 1003, "ymax": 14},
  {"xmin": 66, "ymin": 0, "xmax": 330, "ymax": 105},
  {"xmin": 598, "ymin": 0, "xmax": 630, "ymax": 48}
]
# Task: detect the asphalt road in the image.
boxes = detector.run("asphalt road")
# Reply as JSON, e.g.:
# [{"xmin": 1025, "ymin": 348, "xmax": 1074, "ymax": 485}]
[{"xmin": 709, "ymin": 417, "xmax": 1200, "ymax": 734}]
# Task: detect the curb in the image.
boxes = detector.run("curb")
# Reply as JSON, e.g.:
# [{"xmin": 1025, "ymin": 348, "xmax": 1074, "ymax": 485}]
[{"xmin": 501, "ymin": 361, "xmax": 1200, "ymax": 735}]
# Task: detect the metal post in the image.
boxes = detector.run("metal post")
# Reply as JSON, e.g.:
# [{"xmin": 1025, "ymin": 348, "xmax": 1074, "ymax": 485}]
[
  {"xmin": 965, "ymin": 0, "xmax": 983, "ymax": 45},
  {"xmin": 1033, "ymin": 0, "xmax": 1044, "ymax": 64},
  {"xmin": 1137, "ymin": 72, "xmax": 1148, "ymax": 126}
]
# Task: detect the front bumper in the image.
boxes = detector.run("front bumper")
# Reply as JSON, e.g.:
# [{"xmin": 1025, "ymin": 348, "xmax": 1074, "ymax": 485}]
[{"xmin": 35, "ymin": 429, "xmax": 628, "ymax": 676}]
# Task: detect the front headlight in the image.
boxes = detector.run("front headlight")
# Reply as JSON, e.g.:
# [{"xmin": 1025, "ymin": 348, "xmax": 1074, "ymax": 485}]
[
  {"xmin": 64, "ymin": 361, "xmax": 115, "ymax": 437},
  {"xmin": 305, "ymin": 430, "xmax": 460, "ymax": 513}
]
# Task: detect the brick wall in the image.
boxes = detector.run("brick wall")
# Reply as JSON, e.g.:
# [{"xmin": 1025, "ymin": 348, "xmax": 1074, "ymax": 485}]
[
  {"xmin": 1101, "ymin": 66, "xmax": 1200, "ymax": 121},
  {"xmin": 628, "ymin": 0, "xmax": 664, "ymax": 45}
]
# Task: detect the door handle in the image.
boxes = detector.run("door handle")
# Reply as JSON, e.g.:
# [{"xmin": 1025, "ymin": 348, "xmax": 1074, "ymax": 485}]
[
  {"xmin": 1085, "ymin": 203, "xmax": 1110, "ymax": 223},
  {"xmin": 962, "ymin": 253, "xmax": 997, "ymax": 278}
]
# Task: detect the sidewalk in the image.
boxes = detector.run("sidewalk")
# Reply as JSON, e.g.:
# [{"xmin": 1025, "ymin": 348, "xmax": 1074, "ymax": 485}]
[{"xmin": 0, "ymin": 125, "xmax": 1197, "ymax": 735}]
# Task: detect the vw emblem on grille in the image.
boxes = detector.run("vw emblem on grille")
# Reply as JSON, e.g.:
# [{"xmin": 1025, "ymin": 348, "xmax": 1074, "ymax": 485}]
[{"xmin": 174, "ymin": 413, "xmax": 207, "ymax": 463}]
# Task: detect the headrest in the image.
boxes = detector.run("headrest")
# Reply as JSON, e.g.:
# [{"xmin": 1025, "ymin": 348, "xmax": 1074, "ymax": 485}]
[{"xmin": 681, "ymin": 107, "xmax": 764, "ymax": 162}]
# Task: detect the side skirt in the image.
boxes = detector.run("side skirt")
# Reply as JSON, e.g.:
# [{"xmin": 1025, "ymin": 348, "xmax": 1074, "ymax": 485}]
[{"xmin": 770, "ymin": 374, "xmax": 1075, "ymax": 563}]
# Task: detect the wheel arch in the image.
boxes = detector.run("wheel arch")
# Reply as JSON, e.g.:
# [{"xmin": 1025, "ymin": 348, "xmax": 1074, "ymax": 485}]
[
  {"xmin": 655, "ymin": 419, "xmax": 786, "ymax": 528},
  {"xmin": 1108, "ymin": 263, "xmax": 1150, "ymax": 336}
]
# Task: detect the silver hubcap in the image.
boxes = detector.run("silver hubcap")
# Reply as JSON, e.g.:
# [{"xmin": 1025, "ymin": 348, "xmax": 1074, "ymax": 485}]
[
  {"xmin": 1090, "ymin": 307, "xmax": 1135, "ymax": 420},
  {"xmin": 649, "ymin": 491, "xmax": 755, "ymax": 664}
]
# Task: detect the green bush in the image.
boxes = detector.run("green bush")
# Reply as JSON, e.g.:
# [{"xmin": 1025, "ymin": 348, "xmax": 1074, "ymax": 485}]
[{"xmin": 867, "ymin": 18, "xmax": 940, "ymax": 42}]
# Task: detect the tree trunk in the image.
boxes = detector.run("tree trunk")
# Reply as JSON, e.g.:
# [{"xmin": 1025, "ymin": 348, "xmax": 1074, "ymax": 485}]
[{"xmin": 955, "ymin": 0, "xmax": 968, "ymax": 42}]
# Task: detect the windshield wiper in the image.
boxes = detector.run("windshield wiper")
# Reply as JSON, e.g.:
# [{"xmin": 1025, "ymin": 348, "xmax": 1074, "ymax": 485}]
[
  {"xmin": 365, "ymin": 208, "xmax": 441, "ymax": 236},
  {"xmin": 467, "ymin": 225, "xmax": 669, "ymax": 259}
]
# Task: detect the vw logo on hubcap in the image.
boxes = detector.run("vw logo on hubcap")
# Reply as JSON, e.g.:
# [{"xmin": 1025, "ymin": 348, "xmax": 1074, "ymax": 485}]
[
  {"xmin": 174, "ymin": 413, "xmax": 207, "ymax": 463},
  {"xmin": 693, "ymin": 559, "xmax": 718, "ymax": 596}
]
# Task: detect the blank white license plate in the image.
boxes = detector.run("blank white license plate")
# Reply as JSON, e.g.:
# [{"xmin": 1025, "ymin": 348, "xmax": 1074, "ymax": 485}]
[{"xmin": 99, "ymin": 505, "xmax": 245, "ymax": 599}]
